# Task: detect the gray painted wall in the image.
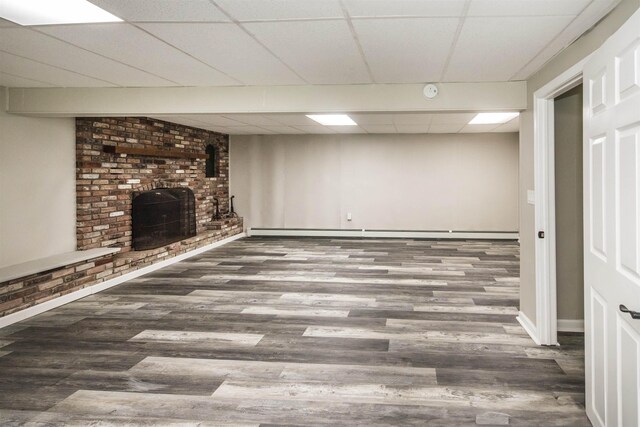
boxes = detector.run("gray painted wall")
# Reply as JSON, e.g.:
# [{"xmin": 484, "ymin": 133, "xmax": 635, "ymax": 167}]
[
  {"xmin": 555, "ymin": 85, "xmax": 584, "ymax": 321},
  {"xmin": 230, "ymin": 133, "xmax": 519, "ymax": 232}
]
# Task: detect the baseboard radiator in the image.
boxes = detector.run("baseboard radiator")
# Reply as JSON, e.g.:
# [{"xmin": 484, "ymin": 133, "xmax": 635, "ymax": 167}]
[{"xmin": 248, "ymin": 228, "xmax": 519, "ymax": 240}]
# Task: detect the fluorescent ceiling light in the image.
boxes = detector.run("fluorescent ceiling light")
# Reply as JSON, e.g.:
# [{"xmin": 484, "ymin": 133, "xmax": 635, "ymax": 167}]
[
  {"xmin": 468, "ymin": 112, "xmax": 519, "ymax": 125},
  {"xmin": 0, "ymin": 0, "xmax": 122, "ymax": 26},
  {"xmin": 306, "ymin": 114, "xmax": 357, "ymax": 126}
]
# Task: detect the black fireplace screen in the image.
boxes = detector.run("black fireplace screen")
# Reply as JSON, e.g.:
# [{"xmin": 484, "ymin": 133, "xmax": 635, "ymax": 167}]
[{"xmin": 132, "ymin": 188, "xmax": 196, "ymax": 250}]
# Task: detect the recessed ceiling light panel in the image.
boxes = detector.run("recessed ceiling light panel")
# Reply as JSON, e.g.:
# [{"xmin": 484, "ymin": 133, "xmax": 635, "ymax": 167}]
[
  {"xmin": 0, "ymin": 0, "xmax": 122, "ymax": 26},
  {"xmin": 469, "ymin": 112, "xmax": 519, "ymax": 125},
  {"xmin": 306, "ymin": 114, "xmax": 357, "ymax": 126}
]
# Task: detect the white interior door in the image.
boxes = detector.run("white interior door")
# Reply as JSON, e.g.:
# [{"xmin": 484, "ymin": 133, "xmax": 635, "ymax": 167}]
[{"xmin": 583, "ymin": 9, "xmax": 640, "ymax": 427}]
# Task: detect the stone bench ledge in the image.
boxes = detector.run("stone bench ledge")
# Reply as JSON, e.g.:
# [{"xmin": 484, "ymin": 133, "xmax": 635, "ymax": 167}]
[{"xmin": 0, "ymin": 248, "xmax": 121, "ymax": 284}]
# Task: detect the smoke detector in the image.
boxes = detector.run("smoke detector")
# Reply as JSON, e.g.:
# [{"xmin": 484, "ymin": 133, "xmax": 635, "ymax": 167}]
[{"xmin": 423, "ymin": 84, "xmax": 438, "ymax": 99}]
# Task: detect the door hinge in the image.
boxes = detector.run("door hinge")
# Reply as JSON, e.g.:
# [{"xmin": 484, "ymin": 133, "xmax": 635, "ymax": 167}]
[{"xmin": 538, "ymin": 231, "xmax": 545, "ymax": 239}]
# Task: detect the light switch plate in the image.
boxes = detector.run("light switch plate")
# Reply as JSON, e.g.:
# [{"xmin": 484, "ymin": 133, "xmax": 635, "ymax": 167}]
[{"xmin": 527, "ymin": 190, "xmax": 535, "ymax": 205}]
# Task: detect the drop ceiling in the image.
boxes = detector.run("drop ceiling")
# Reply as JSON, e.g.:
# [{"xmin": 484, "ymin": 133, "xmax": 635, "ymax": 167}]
[
  {"xmin": 0, "ymin": 0, "xmax": 620, "ymax": 88},
  {"xmin": 149, "ymin": 112, "xmax": 519, "ymax": 135}
]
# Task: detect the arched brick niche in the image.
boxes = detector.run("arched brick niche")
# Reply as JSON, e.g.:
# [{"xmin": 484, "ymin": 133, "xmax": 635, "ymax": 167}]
[{"xmin": 75, "ymin": 117, "xmax": 230, "ymax": 252}]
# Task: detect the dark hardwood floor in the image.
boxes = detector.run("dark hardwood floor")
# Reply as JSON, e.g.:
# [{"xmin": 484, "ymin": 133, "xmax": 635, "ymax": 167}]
[{"xmin": 0, "ymin": 237, "xmax": 588, "ymax": 426}]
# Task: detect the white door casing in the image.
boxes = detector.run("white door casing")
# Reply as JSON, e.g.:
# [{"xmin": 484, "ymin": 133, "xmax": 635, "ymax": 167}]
[{"xmin": 583, "ymin": 9, "xmax": 640, "ymax": 427}]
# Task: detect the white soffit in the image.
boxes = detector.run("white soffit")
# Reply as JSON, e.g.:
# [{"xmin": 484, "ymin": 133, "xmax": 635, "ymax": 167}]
[
  {"xmin": 0, "ymin": 18, "xmax": 17, "ymax": 27},
  {"xmin": 349, "ymin": 114, "xmax": 394, "ymax": 125}
]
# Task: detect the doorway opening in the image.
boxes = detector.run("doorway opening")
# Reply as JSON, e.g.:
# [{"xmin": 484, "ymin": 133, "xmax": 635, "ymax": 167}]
[
  {"xmin": 528, "ymin": 56, "xmax": 589, "ymax": 346},
  {"xmin": 554, "ymin": 84, "xmax": 585, "ymax": 335}
]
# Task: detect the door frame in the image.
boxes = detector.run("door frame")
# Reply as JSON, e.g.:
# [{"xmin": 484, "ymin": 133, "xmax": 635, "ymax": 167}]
[{"xmin": 532, "ymin": 55, "xmax": 591, "ymax": 346}]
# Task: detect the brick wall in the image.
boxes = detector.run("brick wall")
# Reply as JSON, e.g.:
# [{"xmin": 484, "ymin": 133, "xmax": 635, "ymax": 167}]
[
  {"xmin": 1, "ymin": 117, "xmax": 243, "ymax": 319},
  {"xmin": 76, "ymin": 117, "xmax": 230, "ymax": 252}
]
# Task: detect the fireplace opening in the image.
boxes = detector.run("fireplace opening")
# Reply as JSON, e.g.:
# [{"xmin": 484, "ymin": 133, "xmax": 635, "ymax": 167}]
[{"xmin": 132, "ymin": 188, "xmax": 196, "ymax": 250}]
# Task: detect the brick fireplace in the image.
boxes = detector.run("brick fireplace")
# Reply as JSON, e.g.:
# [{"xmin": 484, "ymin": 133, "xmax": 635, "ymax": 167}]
[
  {"xmin": 1, "ymin": 117, "xmax": 244, "ymax": 319},
  {"xmin": 76, "ymin": 117, "xmax": 234, "ymax": 251}
]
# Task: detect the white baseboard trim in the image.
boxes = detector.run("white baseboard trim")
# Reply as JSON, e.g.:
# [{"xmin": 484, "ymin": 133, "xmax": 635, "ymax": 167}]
[
  {"xmin": 517, "ymin": 311, "xmax": 542, "ymax": 345},
  {"xmin": 558, "ymin": 319, "xmax": 584, "ymax": 333},
  {"xmin": 0, "ymin": 232, "xmax": 246, "ymax": 329},
  {"xmin": 248, "ymin": 228, "xmax": 519, "ymax": 240}
]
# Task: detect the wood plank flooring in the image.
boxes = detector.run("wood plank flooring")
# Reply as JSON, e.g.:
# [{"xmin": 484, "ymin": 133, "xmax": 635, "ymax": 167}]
[{"xmin": 0, "ymin": 237, "xmax": 589, "ymax": 426}]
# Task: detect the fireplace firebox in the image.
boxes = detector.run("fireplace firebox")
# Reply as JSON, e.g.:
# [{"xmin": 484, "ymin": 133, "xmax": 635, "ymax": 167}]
[{"xmin": 132, "ymin": 188, "xmax": 196, "ymax": 250}]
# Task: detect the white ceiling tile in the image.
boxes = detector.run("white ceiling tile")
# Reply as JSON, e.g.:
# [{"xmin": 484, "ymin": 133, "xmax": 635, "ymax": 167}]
[
  {"xmin": 150, "ymin": 113, "xmax": 517, "ymax": 135},
  {"xmin": 444, "ymin": 16, "xmax": 574, "ymax": 81},
  {"xmin": 196, "ymin": 124, "xmax": 230, "ymax": 133},
  {"xmin": 264, "ymin": 114, "xmax": 318, "ymax": 126},
  {"xmin": 138, "ymin": 23, "xmax": 303, "ymax": 85},
  {"xmin": 459, "ymin": 124, "xmax": 500, "ymax": 133},
  {"xmin": 244, "ymin": 20, "xmax": 370, "ymax": 84},
  {"xmin": 177, "ymin": 114, "xmax": 246, "ymax": 126},
  {"xmin": 0, "ymin": 51, "xmax": 116, "ymax": 87},
  {"xmin": 349, "ymin": 113, "xmax": 395, "ymax": 125},
  {"xmin": 88, "ymin": 0, "xmax": 230, "ymax": 22},
  {"xmin": 392, "ymin": 113, "xmax": 433, "ymax": 125},
  {"xmin": 360, "ymin": 124, "xmax": 398, "ymax": 133},
  {"xmin": 223, "ymin": 114, "xmax": 286, "ymax": 126},
  {"xmin": 149, "ymin": 115, "xmax": 212, "ymax": 130},
  {"xmin": 37, "ymin": 23, "xmax": 240, "ymax": 86},
  {"xmin": 0, "ymin": 71, "xmax": 51, "ymax": 87},
  {"xmin": 510, "ymin": 0, "xmax": 620, "ymax": 80},
  {"xmin": 428, "ymin": 123, "xmax": 465, "ymax": 133},
  {"xmin": 395, "ymin": 124, "xmax": 431, "ymax": 133},
  {"xmin": 468, "ymin": 0, "xmax": 591, "ymax": 17},
  {"xmin": 344, "ymin": 0, "xmax": 466, "ymax": 17},
  {"xmin": 260, "ymin": 126, "xmax": 305, "ymax": 134},
  {"xmin": 213, "ymin": 0, "xmax": 343, "ymax": 21},
  {"xmin": 0, "ymin": 28, "xmax": 172, "ymax": 87},
  {"xmin": 327, "ymin": 126, "xmax": 367, "ymax": 133},
  {"xmin": 293, "ymin": 125, "xmax": 336, "ymax": 134},
  {"xmin": 210, "ymin": 127, "xmax": 231, "ymax": 133},
  {"xmin": 353, "ymin": 18, "xmax": 457, "ymax": 83},
  {"xmin": 225, "ymin": 125, "xmax": 274, "ymax": 134},
  {"xmin": 430, "ymin": 113, "xmax": 476, "ymax": 124},
  {"xmin": 493, "ymin": 118, "xmax": 520, "ymax": 132}
]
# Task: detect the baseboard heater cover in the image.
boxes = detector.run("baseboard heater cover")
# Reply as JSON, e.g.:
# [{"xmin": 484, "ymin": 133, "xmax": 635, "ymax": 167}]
[{"xmin": 248, "ymin": 228, "xmax": 519, "ymax": 240}]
